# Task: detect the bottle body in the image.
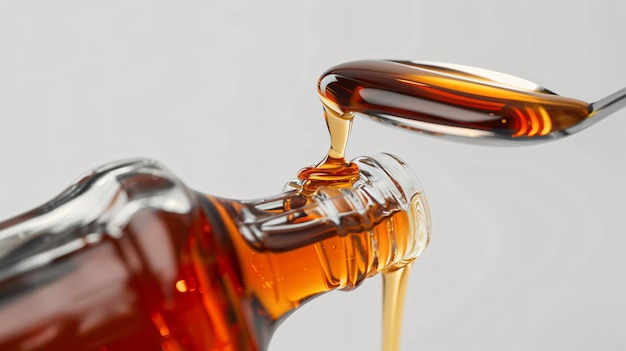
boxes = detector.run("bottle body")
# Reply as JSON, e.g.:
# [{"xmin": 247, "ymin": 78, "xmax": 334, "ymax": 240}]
[
  {"xmin": 0, "ymin": 160, "xmax": 264, "ymax": 350},
  {"xmin": 0, "ymin": 155, "xmax": 430, "ymax": 351}
]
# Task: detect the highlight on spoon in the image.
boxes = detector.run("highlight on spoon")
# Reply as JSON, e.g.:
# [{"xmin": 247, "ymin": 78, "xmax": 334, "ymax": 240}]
[{"xmin": 318, "ymin": 60, "xmax": 626, "ymax": 144}]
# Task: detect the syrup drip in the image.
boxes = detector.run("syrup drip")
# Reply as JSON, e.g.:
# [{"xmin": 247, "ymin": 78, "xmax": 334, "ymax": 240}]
[
  {"xmin": 297, "ymin": 108, "xmax": 360, "ymax": 196},
  {"xmin": 381, "ymin": 264, "xmax": 413, "ymax": 351}
]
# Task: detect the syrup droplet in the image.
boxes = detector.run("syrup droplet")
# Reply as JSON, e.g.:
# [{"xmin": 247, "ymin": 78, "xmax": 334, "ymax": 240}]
[{"xmin": 297, "ymin": 108, "xmax": 359, "ymax": 195}]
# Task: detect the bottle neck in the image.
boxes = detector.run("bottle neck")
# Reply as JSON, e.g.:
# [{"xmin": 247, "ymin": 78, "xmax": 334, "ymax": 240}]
[{"xmin": 230, "ymin": 154, "xmax": 430, "ymax": 322}]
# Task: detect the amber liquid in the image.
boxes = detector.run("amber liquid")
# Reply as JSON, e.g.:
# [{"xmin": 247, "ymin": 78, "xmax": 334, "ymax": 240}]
[
  {"xmin": 317, "ymin": 60, "xmax": 591, "ymax": 139},
  {"xmin": 296, "ymin": 101, "xmax": 423, "ymax": 351},
  {"xmin": 0, "ymin": 206, "xmax": 259, "ymax": 351},
  {"xmin": 381, "ymin": 264, "xmax": 413, "ymax": 351},
  {"xmin": 3, "ymin": 59, "xmax": 468, "ymax": 351},
  {"xmin": 297, "ymin": 108, "xmax": 360, "ymax": 196},
  {"xmin": 0, "ymin": 190, "xmax": 415, "ymax": 351},
  {"xmin": 297, "ymin": 64, "xmax": 428, "ymax": 350}
]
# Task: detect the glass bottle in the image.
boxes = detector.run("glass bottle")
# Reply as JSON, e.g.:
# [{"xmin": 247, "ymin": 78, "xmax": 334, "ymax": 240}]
[{"xmin": 0, "ymin": 153, "xmax": 430, "ymax": 351}]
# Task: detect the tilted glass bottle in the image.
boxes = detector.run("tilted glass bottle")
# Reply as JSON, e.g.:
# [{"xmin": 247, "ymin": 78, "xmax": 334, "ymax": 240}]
[{"xmin": 0, "ymin": 153, "xmax": 430, "ymax": 351}]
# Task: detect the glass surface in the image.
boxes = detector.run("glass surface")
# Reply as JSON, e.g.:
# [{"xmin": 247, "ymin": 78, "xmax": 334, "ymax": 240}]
[
  {"xmin": 0, "ymin": 154, "xmax": 430, "ymax": 351},
  {"xmin": 1, "ymin": 3, "xmax": 624, "ymax": 349}
]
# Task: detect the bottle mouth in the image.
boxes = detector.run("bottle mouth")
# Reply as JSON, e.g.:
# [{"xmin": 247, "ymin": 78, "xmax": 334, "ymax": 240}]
[
  {"xmin": 351, "ymin": 153, "xmax": 431, "ymax": 266},
  {"xmin": 351, "ymin": 153, "xmax": 425, "ymax": 213}
]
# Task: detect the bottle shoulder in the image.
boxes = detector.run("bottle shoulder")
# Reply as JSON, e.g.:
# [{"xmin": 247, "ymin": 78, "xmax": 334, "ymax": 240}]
[{"xmin": 0, "ymin": 158, "xmax": 197, "ymax": 282}]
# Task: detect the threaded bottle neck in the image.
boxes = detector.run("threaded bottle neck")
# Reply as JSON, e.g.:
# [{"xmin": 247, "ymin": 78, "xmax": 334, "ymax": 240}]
[
  {"xmin": 232, "ymin": 153, "xmax": 430, "ymax": 320},
  {"xmin": 351, "ymin": 153, "xmax": 431, "ymax": 272}
]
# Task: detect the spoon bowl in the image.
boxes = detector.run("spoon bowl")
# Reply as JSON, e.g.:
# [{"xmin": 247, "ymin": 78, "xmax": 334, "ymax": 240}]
[{"xmin": 318, "ymin": 60, "xmax": 625, "ymax": 145}]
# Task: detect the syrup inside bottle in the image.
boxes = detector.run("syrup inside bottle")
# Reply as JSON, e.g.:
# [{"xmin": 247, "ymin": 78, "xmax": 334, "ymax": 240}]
[
  {"xmin": 1, "ymin": 59, "xmax": 447, "ymax": 351},
  {"xmin": 0, "ymin": 158, "xmax": 426, "ymax": 351}
]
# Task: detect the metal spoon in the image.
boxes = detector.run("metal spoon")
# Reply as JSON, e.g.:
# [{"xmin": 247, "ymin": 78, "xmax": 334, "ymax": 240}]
[{"xmin": 318, "ymin": 60, "xmax": 626, "ymax": 145}]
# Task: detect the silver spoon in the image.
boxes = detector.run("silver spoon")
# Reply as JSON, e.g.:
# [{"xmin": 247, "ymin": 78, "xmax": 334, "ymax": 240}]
[{"xmin": 318, "ymin": 60, "xmax": 626, "ymax": 145}]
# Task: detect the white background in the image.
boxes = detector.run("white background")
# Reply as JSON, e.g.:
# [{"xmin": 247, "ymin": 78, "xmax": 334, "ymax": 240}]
[{"xmin": 1, "ymin": 1, "xmax": 625, "ymax": 350}]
